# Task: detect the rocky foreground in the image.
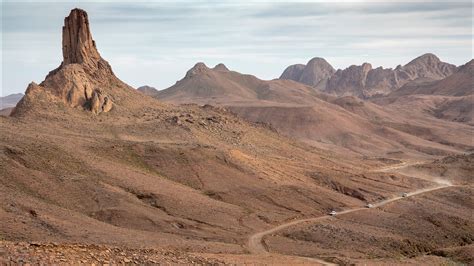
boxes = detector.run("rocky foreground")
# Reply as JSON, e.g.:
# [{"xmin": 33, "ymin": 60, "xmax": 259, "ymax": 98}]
[{"xmin": 0, "ymin": 241, "xmax": 223, "ymax": 264}]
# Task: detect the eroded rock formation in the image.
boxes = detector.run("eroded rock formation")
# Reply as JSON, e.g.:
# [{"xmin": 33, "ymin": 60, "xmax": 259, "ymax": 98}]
[
  {"xmin": 325, "ymin": 53, "xmax": 457, "ymax": 98},
  {"xmin": 13, "ymin": 8, "xmax": 118, "ymax": 115},
  {"xmin": 62, "ymin": 8, "xmax": 101, "ymax": 65},
  {"xmin": 280, "ymin": 53, "xmax": 457, "ymax": 98},
  {"xmin": 280, "ymin": 58, "xmax": 335, "ymax": 88}
]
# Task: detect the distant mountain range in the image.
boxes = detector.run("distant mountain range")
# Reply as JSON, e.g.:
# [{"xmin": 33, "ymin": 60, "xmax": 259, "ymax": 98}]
[
  {"xmin": 152, "ymin": 62, "xmax": 324, "ymax": 105},
  {"xmin": 0, "ymin": 93, "xmax": 24, "ymax": 116},
  {"xmin": 148, "ymin": 56, "xmax": 473, "ymax": 157},
  {"xmin": 0, "ymin": 93, "xmax": 23, "ymax": 109},
  {"xmin": 280, "ymin": 53, "xmax": 458, "ymax": 98},
  {"xmin": 388, "ymin": 59, "xmax": 473, "ymax": 97}
]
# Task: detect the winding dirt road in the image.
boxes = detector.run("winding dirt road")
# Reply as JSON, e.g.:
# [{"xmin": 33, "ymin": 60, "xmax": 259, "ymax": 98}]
[{"xmin": 247, "ymin": 162, "xmax": 453, "ymax": 265}]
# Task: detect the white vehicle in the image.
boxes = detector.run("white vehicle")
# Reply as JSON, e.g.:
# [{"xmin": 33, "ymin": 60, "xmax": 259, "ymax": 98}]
[
  {"xmin": 329, "ymin": 210, "xmax": 337, "ymax": 216},
  {"xmin": 402, "ymin": 192, "xmax": 408, "ymax": 197},
  {"xmin": 366, "ymin": 203, "xmax": 373, "ymax": 208}
]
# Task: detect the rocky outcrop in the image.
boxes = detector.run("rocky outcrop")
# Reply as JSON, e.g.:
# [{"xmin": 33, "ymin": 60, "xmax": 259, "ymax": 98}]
[
  {"xmin": 90, "ymin": 89, "xmax": 113, "ymax": 114},
  {"xmin": 185, "ymin": 62, "xmax": 210, "ymax": 78},
  {"xmin": 11, "ymin": 82, "xmax": 61, "ymax": 116},
  {"xmin": 389, "ymin": 59, "xmax": 473, "ymax": 97},
  {"xmin": 280, "ymin": 58, "xmax": 335, "ymax": 88},
  {"xmin": 184, "ymin": 62, "xmax": 230, "ymax": 78},
  {"xmin": 326, "ymin": 63, "xmax": 373, "ymax": 97},
  {"xmin": 299, "ymin": 58, "xmax": 336, "ymax": 87},
  {"xmin": 281, "ymin": 53, "xmax": 457, "ymax": 98},
  {"xmin": 280, "ymin": 64, "xmax": 305, "ymax": 81},
  {"xmin": 399, "ymin": 53, "xmax": 456, "ymax": 80},
  {"xmin": 62, "ymin": 8, "xmax": 101, "ymax": 66},
  {"xmin": 12, "ymin": 8, "xmax": 123, "ymax": 116},
  {"xmin": 328, "ymin": 53, "xmax": 457, "ymax": 98}
]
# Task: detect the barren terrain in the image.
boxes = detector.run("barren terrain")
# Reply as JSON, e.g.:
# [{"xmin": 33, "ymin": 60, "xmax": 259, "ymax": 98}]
[
  {"xmin": 1, "ymin": 7, "xmax": 472, "ymax": 265},
  {"xmin": 249, "ymin": 161, "xmax": 473, "ymax": 264},
  {"xmin": 156, "ymin": 62, "xmax": 473, "ymax": 159}
]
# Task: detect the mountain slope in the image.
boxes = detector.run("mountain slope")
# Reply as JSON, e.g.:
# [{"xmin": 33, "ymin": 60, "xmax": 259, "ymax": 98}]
[
  {"xmin": 157, "ymin": 62, "xmax": 322, "ymax": 105},
  {"xmin": 279, "ymin": 64, "xmax": 305, "ymax": 81},
  {"xmin": 389, "ymin": 59, "xmax": 473, "ymax": 97},
  {"xmin": 371, "ymin": 59, "xmax": 473, "ymax": 125},
  {"xmin": 158, "ymin": 64, "xmax": 473, "ymax": 158}
]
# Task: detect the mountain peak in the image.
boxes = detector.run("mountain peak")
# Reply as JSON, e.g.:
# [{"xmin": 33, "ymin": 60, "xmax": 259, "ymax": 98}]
[
  {"xmin": 401, "ymin": 53, "xmax": 456, "ymax": 80},
  {"xmin": 299, "ymin": 57, "xmax": 335, "ymax": 86},
  {"xmin": 361, "ymin": 62, "xmax": 372, "ymax": 70},
  {"xmin": 62, "ymin": 8, "xmax": 101, "ymax": 65},
  {"xmin": 213, "ymin": 63, "xmax": 229, "ymax": 71},
  {"xmin": 279, "ymin": 58, "xmax": 335, "ymax": 87},
  {"xmin": 418, "ymin": 53, "xmax": 439, "ymax": 59},
  {"xmin": 457, "ymin": 59, "xmax": 474, "ymax": 74},
  {"xmin": 307, "ymin": 57, "xmax": 330, "ymax": 65},
  {"xmin": 185, "ymin": 62, "xmax": 210, "ymax": 78},
  {"xmin": 406, "ymin": 53, "xmax": 441, "ymax": 66}
]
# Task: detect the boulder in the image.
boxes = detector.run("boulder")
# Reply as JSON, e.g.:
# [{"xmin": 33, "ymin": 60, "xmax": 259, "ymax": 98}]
[{"xmin": 90, "ymin": 89, "xmax": 113, "ymax": 114}]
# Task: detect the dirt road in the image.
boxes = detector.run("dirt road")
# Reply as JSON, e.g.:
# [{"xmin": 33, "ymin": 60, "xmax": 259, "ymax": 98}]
[
  {"xmin": 247, "ymin": 217, "xmax": 339, "ymax": 265},
  {"xmin": 247, "ymin": 161, "xmax": 453, "ymax": 265}
]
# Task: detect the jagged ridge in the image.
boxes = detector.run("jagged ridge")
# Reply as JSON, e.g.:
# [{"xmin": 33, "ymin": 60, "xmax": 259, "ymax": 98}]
[{"xmin": 280, "ymin": 53, "xmax": 457, "ymax": 98}]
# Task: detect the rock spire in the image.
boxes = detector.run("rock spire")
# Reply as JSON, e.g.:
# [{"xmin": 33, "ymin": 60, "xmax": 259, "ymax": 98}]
[{"xmin": 62, "ymin": 8, "xmax": 101, "ymax": 65}]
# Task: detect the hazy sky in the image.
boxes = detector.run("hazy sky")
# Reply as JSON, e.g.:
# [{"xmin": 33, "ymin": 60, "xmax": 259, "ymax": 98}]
[{"xmin": 1, "ymin": 0, "xmax": 473, "ymax": 96}]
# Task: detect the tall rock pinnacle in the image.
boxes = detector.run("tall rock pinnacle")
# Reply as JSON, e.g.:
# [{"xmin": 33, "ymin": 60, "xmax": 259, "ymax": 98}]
[
  {"xmin": 62, "ymin": 8, "xmax": 101, "ymax": 65},
  {"xmin": 12, "ymin": 8, "xmax": 125, "ymax": 116}
]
